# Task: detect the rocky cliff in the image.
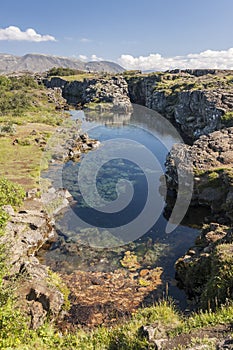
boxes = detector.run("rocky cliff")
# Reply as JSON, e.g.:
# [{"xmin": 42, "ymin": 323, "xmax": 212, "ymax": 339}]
[
  {"xmin": 44, "ymin": 69, "xmax": 233, "ymax": 140},
  {"xmin": 44, "ymin": 75, "xmax": 133, "ymax": 113},
  {"xmin": 165, "ymin": 127, "xmax": 233, "ymax": 223},
  {"xmin": 127, "ymin": 70, "xmax": 233, "ymax": 140}
]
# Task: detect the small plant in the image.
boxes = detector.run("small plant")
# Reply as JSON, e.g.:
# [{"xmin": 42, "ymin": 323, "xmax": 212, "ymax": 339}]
[
  {"xmin": 47, "ymin": 270, "xmax": 70, "ymax": 311},
  {"xmin": 0, "ymin": 177, "xmax": 25, "ymax": 208},
  {"xmin": 0, "ymin": 208, "xmax": 9, "ymax": 236},
  {"xmin": 221, "ymin": 111, "xmax": 233, "ymax": 127},
  {"xmin": 120, "ymin": 251, "xmax": 141, "ymax": 271},
  {"xmin": 138, "ymin": 278, "xmax": 151, "ymax": 287},
  {"xmin": 0, "ymin": 123, "xmax": 16, "ymax": 136}
]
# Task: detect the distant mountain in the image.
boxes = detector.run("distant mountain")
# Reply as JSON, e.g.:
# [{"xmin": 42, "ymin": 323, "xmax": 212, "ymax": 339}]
[{"xmin": 0, "ymin": 53, "xmax": 125, "ymax": 74}]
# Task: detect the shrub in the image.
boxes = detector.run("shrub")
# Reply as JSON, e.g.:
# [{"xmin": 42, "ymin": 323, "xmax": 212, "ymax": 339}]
[
  {"xmin": 0, "ymin": 177, "xmax": 25, "ymax": 208},
  {"xmin": 9, "ymin": 75, "xmax": 39, "ymax": 90},
  {"xmin": 221, "ymin": 111, "xmax": 233, "ymax": 127},
  {"xmin": 47, "ymin": 67, "xmax": 86, "ymax": 77}
]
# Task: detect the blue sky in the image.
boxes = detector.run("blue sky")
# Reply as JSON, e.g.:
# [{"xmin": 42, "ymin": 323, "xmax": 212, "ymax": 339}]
[{"xmin": 1, "ymin": 0, "xmax": 233, "ymax": 70}]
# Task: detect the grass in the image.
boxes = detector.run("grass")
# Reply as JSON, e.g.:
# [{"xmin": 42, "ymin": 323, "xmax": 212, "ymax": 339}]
[
  {"xmin": 57, "ymin": 73, "xmax": 97, "ymax": 82},
  {"xmin": 0, "ymin": 123, "xmax": 54, "ymax": 190},
  {"xmin": 145, "ymin": 71, "xmax": 233, "ymax": 96},
  {"xmin": 0, "ymin": 300, "xmax": 233, "ymax": 349}
]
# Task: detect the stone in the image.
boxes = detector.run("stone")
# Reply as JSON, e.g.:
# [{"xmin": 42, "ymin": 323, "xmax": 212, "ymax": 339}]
[
  {"xmin": 45, "ymin": 76, "xmax": 133, "ymax": 113},
  {"xmin": 165, "ymin": 127, "xmax": 233, "ymax": 222},
  {"xmin": 138, "ymin": 323, "xmax": 168, "ymax": 349},
  {"xmin": 0, "ymin": 205, "xmax": 65, "ymax": 329},
  {"xmin": 217, "ymin": 338, "xmax": 233, "ymax": 349},
  {"xmin": 127, "ymin": 70, "xmax": 233, "ymax": 140}
]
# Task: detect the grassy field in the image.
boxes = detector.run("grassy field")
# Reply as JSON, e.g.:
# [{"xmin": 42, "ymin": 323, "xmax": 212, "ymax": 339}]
[
  {"xmin": 0, "ymin": 123, "xmax": 55, "ymax": 190},
  {"xmin": 0, "ymin": 74, "xmax": 68, "ymax": 190}
]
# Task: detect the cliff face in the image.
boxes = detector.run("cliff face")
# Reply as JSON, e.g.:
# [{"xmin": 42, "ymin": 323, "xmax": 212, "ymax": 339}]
[
  {"xmin": 44, "ymin": 70, "xmax": 233, "ymax": 140},
  {"xmin": 127, "ymin": 71, "xmax": 233, "ymax": 140},
  {"xmin": 165, "ymin": 127, "xmax": 233, "ymax": 223},
  {"xmin": 44, "ymin": 76, "xmax": 133, "ymax": 113}
]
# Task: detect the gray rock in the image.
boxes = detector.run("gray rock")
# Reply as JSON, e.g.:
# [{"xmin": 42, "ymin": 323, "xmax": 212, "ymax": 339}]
[
  {"xmin": 0, "ymin": 206, "xmax": 65, "ymax": 328},
  {"xmin": 127, "ymin": 71, "xmax": 233, "ymax": 140},
  {"xmin": 165, "ymin": 127, "xmax": 233, "ymax": 221},
  {"xmin": 217, "ymin": 338, "xmax": 233, "ymax": 349},
  {"xmin": 45, "ymin": 76, "xmax": 133, "ymax": 113}
]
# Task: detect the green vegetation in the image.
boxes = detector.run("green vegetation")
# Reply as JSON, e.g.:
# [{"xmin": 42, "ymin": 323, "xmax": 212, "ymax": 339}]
[
  {"xmin": 0, "ymin": 177, "xmax": 25, "ymax": 235},
  {"xmin": 47, "ymin": 67, "xmax": 86, "ymax": 77},
  {"xmin": 0, "ymin": 179, "xmax": 29, "ymax": 349},
  {"xmin": 201, "ymin": 243, "xmax": 233, "ymax": 308},
  {"xmin": 0, "ymin": 73, "xmax": 67, "ymax": 189},
  {"xmin": 0, "ymin": 299, "xmax": 232, "ymax": 349},
  {"xmin": 0, "ymin": 75, "xmax": 64, "ymax": 125},
  {"xmin": 0, "ymin": 123, "xmax": 54, "ymax": 189},
  {"xmin": 123, "ymin": 70, "xmax": 142, "ymax": 78},
  {"xmin": 58, "ymin": 73, "xmax": 99, "ymax": 82},
  {"xmin": 47, "ymin": 270, "xmax": 71, "ymax": 312},
  {"xmin": 149, "ymin": 72, "xmax": 233, "ymax": 96},
  {"xmin": 47, "ymin": 67, "xmax": 99, "ymax": 82},
  {"xmin": 221, "ymin": 111, "xmax": 233, "ymax": 127},
  {"xmin": 0, "ymin": 177, "xmax": 25, "ymax": 208}
]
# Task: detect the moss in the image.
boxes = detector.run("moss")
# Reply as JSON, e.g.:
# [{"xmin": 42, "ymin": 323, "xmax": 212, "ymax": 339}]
[
  {"xmin": 201, "ymin": 243, "xmax": 233, "ymax": 308},
  {"xmin": 138, "ymin": 278, "xmax": 152, "ymax": 287},
  {"xmin": 221, "ymin": 111, "xmax": 233, "ymax": 127},
  {"xmin": 176, "ymin": 254, "xmax": 212, "ymax": 297},
  {"xmin": 120, "ymin": 251, "xmax": 141, "ymax": 271},
  {"xmin": 47, "ymin": 270, "xmax": 70, "ymax": 311}
]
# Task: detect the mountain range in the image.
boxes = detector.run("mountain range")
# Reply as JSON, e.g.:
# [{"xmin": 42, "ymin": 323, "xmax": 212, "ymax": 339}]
[{"xmin": 0, "ymin": 53, "xmax": 125, "ymax": 74}]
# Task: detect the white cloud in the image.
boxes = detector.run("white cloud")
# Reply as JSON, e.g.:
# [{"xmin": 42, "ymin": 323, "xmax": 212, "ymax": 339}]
[
  {"xmin": 91, "ymin": 54, "xmax": 103, "ymax": 61},
  {"xmin": 80, "ymin": 38, "xmax": 91, "ymax": 43},
  {"xmin": 118, "ymin": 48, "xmax": 233, "ymax": 71},
  {"xmin": 79, "ymin": 54, "xmax": 88, "ymax": 61},
  {"xmin": 0, "ymin": 26, "xmax": 56, "ymax": 42}
]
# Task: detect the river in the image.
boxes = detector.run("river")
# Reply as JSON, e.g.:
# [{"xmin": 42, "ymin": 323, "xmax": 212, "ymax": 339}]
[{"xmin": 41, "ymin": 105, "xmax": 201, "ymax": 311}]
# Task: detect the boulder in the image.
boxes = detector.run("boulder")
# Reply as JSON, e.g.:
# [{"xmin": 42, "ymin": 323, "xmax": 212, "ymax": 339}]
[
  {"xmin": 165, "ymin": 127, "xmax": 233, "ymax": 222},
  {"xmin": 0, "ymin": 206, "xmax": 65, "ymax": 328}
]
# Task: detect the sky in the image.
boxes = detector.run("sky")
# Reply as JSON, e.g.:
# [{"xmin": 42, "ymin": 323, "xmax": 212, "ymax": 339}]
[{"xmin": 1, "ymin": 0, "xmax": 233, "ymax": 70}]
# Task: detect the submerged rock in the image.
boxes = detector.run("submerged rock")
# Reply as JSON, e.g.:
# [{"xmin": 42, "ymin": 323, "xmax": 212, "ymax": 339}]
[{"xmin": 61, "ymin": 266, "xmax": 163, "ymax": 327}]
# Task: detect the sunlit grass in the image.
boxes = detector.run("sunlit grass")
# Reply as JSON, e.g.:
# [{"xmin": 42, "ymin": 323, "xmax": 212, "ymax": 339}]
[{"xmin": 0, "ymin": 123, "xmax": 54, "ymax": 190}]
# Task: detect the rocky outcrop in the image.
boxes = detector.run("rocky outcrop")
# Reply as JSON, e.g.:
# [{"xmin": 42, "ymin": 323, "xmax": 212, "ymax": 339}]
[
  {"xmin": 44, "ymin": 70, "xmax": 233, "ymax": 139},
  {"xmin": 44, "ymin": 76, "xmax": 133, "ymax": 113},
  {"xmin": 0, "ymin": 204, "xmax": 65, "ymax": 329},
  {"xmin": 127, "ymin": 71, "xmax": 233, "ymax": 140},
  {"xmin": 166, "ymin": 127, "xmax": 233, "ymax": 307},
  {"xmin": 165, "ymin": 127, "xmax": 233, "ymax": 222},
  {"xmin": 47, "ymin": 87, "xmax": 69, "ymax": 110},
  {"xmin": 46, "ymin": 126, "xmax": 100, "ymax": 163},
  {"xmin": 175, "ymin": 223, "xmax": 233, "ymax": 308}
]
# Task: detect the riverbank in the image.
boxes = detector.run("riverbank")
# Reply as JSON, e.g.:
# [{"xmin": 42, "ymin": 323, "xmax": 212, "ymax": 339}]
[{"xmin": 0, "ymin": 71, "xmax": 233, "ymax": 349}]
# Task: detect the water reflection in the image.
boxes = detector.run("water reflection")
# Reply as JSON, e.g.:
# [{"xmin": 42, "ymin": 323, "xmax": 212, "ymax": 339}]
[{"xmin": 41, "ymin": 105, "xmax": 199, "ymax": 309}]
